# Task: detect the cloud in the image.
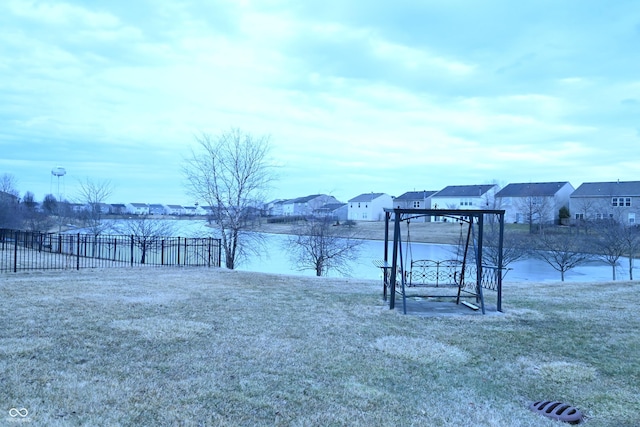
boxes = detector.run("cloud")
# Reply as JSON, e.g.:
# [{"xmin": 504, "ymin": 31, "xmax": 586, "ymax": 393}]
[{"xmin": 1, "ymin": 0, "xmax": 639, "ymax": 204}]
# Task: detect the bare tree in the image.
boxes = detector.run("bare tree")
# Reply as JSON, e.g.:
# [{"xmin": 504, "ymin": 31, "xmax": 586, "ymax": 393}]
[
  {"xmin": 591, "ymin": 220, "xmax": 627, "ymax": 280},
  {"xmin": 183, "ymin": 128, "xmax": 274, "ymax": 269},
  {"xmin": 572, "ymin": 198, "xmax": 606, "ymax": 234},
  {"xmin": 42, "ymin": 194, "xmax": 58, "ymax": 216},
  {"xmin": 532, "ymin": 232, "xmax": 592, "ymax": 281},
  {"xmin": 287, "ymin": 217, "xmax": 362, "ymax": 276},
  {"xmin": 482, "ymin": 227, "xmax": 528, "ymax": 270},
  {"xmin": 620, "ymin": 226, "xmax": 640, "ymax": 280},
  {"xmin": 516, "ymin": 195, "xmax": 553, "ymax": 234},
  {"xmin": 0, "ymin": 174, "xmax": 21, "ymax": 229},
  {"xmin": 76, "ymin": 178, "xmax": 113, "ymax": 236},
  {"xmin": 0, "ymin": 173, "xmax": 19, "ymax": 197},
  {"xmin": 21, "ymin": 191, "xmax": 53, "ymax": 232},
  {"xmin": 117, "ymin": 216, "xmax": 177, "ymax": 264}
]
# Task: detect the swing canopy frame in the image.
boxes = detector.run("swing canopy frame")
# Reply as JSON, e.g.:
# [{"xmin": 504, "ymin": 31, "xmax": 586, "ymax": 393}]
[{"xmin": 381, "ymin": 208, "xmax": 506, "ymax": 314}]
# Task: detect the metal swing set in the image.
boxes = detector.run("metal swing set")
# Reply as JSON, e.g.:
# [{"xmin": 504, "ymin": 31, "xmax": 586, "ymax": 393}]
[{"xmin": 378, "ymin": 208, "xmax": 506, "ymax": 315}]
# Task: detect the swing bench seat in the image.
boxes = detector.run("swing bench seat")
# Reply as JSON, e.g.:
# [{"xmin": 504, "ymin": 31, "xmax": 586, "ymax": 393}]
[
  {"xmin": 404, "ymin": 259, "xmax": 480, "ymax": 305},
  {"xmin": 407, "ymin": 259, "xmax": 464, "ymax": 288}
]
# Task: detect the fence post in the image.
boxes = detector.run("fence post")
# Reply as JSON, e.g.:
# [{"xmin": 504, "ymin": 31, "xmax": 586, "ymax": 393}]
[
  {"xmin": 184, "ymin": 237, "xmax": 188, "ymax": 265},
  {"xmin": 218, "ymin": 239, "xmax": 221, "ymax": 267},
  {"xmin": 177, "ymin": 237, "xmax": 181, "ymax": 265},
  {"xmin": 13, "ymin": 230, "xmax": 18, "ymax": 273},
  {"xmin": 208, "ymin": 238, "xmax": 211, "ymax": 267},
  {"xmin": 76, "ymin": 233, "xmax": 80, "ymax": 270},
  {"xmin": 130, "ymin": 235, "xmax": 134, "ymax": 266},
  {"xmin": 161, "ymin": 239, "xmax": 165, "ymax": 265}
]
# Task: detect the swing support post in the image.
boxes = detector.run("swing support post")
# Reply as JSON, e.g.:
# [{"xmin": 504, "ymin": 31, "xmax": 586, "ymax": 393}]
[{"xmin": 389, "ymin": 210, "xmax": 402, "ymax": 310}]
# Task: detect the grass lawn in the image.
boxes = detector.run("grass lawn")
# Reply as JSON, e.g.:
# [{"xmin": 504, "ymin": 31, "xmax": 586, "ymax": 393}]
[{"xmin": 1, "ymin": 268, "xmax": 639, "ymax": 426}]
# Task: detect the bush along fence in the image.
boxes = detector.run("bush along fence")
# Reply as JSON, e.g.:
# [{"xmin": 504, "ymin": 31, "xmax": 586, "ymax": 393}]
[{"xmin": 0, "ymin": 229, "xmax": 222, "ymax": 273}]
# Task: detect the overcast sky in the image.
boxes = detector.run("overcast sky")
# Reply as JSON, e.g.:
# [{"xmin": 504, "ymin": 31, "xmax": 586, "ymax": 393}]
[{"xmin": 1, "ymin": 0, "xmax": 639, "ymax": 205}]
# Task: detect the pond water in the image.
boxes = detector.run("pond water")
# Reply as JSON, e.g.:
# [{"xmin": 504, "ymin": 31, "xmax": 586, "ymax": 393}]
[{"xmin": 72, "ymin": 219, "xmax": 628, "ymax": 283}]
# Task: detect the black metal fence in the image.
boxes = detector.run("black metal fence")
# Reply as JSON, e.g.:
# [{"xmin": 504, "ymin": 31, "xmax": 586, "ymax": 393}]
[{"xmin": 0, "ymin": 229, "xmax": 221, "ymax": 273}]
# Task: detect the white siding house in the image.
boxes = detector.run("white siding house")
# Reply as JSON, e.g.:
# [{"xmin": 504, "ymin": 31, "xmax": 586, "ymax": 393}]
[
  {"xmin": 264, "ymin": 199, "xmax": 286, "ymax": 217},
  {"xmin": 165, "ymin": 204, "xmax": 186, "ymax": 215},
  {"xmin": 126, "ymin": 203, "xmax": 149, "ymax": 215},
  {"xmin": 347, "ymin": 193, "xmax": 393, "ymax": 221},
  {"xmin": 430, "ymin": 185, "xmax": 499, "ymax": 221}
]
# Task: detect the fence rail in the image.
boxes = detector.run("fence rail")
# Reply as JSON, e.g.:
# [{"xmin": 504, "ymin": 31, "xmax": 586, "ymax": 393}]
[{"xmin": 0, "ymin": 229, "xmax": 221, "ymax": 273}]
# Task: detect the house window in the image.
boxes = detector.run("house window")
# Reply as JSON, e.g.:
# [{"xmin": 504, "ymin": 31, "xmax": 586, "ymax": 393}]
[
  {"xmin": 630, "ymin": 213, "xmax": 636, "ymax": 224},
  {"xmin": 595, "ymin": 213, "xmax": 603, "ymax": 220},
  {"xmin": 575, "ymin": 213, "xmax": 584, "ymax": 220},
  {"xmin": 413, "ymin": 201, "xmax": 420, "ymax": 208},
  {"xmin": 358, "ymin": 203, "xmax": 361, "ymax": 208},
  {"xmin": 612, "ymin": 197, "xmax": 631, "ymax": 207}
]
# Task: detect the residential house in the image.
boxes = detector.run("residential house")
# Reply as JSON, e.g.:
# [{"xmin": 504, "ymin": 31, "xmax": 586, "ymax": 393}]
[
  {"xmin": 199, "ymin": 206, "xmax": 214, "ymax": 218},
  {"xmin": 313, "ymin": 203, "xmax": 348, "ymax": 222},
  {"xmin": 348, "ymin": 193, "xmax": 393, "ymax": 221},
  {"xmin": 148, "ymin": 204, "xmax": 166, "ymax": 215},
  {"xmin": 165, "ymin": 204, "xmax": 185, "ymax": 216},
  {"xmin": 183, "ymin": 206, "xmax": 198, "ymax": 216},
  {"xmin": 495, "ymin": 182, "xmax": 574, "ymax": 224},
  {"xmin": 109, "ymin": 203, "xmax": 127, "ymax": 215},
  {"xmin": 393, "ymin": 191, "xmax": 437, "ymax": 222},
  {"xmin": 570, "ymin": 181, "xmax": 640, "ymax": 225},
  {"xmin": 282, "ymin": 194, "xmax": 339, "ymax": 217},
  {"xmin": 69, "ymin": 203, "xmax": 87, "ymax": 213},
  {"xmin": 264, "ymin": 199, "xmax": 286, "ymax": 217},
  {"xmin": 430, "ymin": 184, "xmax": 499, "ymax": 221},
  {"xmin": 126, "ymin": 203, "xmax": 149, "ymax": 215}
]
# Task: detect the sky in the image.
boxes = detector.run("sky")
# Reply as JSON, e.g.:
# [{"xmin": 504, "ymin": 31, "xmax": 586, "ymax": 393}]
[{"xmin": 1, "ymin": 0, "xmax": 639, "ymax": 206}]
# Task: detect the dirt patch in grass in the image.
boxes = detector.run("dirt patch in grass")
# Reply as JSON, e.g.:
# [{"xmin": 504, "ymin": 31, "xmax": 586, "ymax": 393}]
[{"xmin": 1, "ymin": 267, "xmax": 638, "ymax": 426}]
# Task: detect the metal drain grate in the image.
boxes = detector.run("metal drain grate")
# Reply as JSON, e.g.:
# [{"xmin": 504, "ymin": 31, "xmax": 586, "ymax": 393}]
[{"xmin": 529, "ymin": 400, "xmax": 583, "ymax": 424}]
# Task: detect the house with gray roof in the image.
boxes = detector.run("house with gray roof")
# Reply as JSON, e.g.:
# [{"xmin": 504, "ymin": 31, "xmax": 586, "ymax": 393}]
[
  {"xmin": 148, "ymin": 204, "xmax": 166, "ymax": 215},
  {"xmin": 314, "ymin": 202, "xmax": 348, "ymax": 222},
  {"xmin": 109, "ymin": 203, "xmax": 127, "ymax": 215},
  {"xmin": 264, "ymin": 199, "xmax": 286, "ymax": 217},
  {"xmin": 495, "ymin": 182, "xmax": 574, "ymax": 224},
  {"xmin": 570, "ymin": 181, "xmax": 640, "ymax": 225},
  {"xmin": 348, "ymin": 193, "xmax": 393, "ymax": 221},
  {"xmin": 393, "ymin": 191, "xmax": 437, "ymax": 222},
  {"xmin": 282, "ymin": 194, "xmax": 339, "ymax": 217},
  {"xmin": 126, "ymin": 203, "xmax": 149, "ymax": 215},
  {"xmin": 430, "ymin": 184, "xmax": 499, "ymax": 221},
  {"xmin": 165, "ymin": 204, "xmax": 186, "ymax": 215}
]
